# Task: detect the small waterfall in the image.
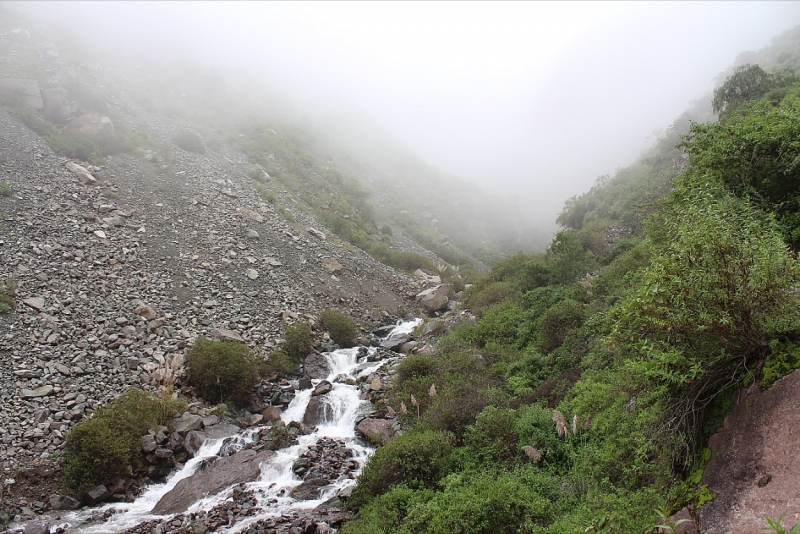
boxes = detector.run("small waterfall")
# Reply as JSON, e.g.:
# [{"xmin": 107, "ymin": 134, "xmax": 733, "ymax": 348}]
[{"xmin": 53, "ymin": 319, "xmax": 421, "ymax": 533}]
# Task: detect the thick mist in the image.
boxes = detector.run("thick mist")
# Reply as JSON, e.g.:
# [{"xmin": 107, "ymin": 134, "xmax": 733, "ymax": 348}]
[{"xmin": 8, "ymin": 1, "xmax": 800, "ymax": 230}]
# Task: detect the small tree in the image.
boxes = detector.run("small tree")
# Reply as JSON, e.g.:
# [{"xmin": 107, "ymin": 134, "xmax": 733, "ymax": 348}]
[
  {"xmin": 185, "ymin": 337, "xmax": 260, "ymax": 407},
  {"xmin": 320, "ymin": 309, "xmax": 358, "ymax": 347}
]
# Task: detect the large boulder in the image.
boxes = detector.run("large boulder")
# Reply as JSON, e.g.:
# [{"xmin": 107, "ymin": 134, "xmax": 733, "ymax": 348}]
[
  {"xmin": 356, "ymin": 418, "xmax": 393, "ymax": 445},
  {"xmin": 290, "ymin": 478, "xmax": 329, "ymax": 500},
  {"xmin": 304, "ymin": 352, "xmax": 330, "ymax": 379},
  {"xmin": 415, "ymin": 284, "xmax": 451, "ymax": 312},
  {"xmin": 0, "ymin": 78, "xmax": 43, "ymax": 109},
  {"xmin": 303, "ymin": 396, "xmax": 334, "ymax": 427},
  {"xmin": 152, "ymin": 449, "xmax": 275, "ymax": 514},
  {"xmin": 64, "ymin": 113, "xmax": 115, "ymax": 136},
  {"xmin": 184, "ymin": 422, "xmax": 241, "ymax": 456},
  {"xmin": 380, "ymin": 331, "xmax": 411, "ymax": 350}
]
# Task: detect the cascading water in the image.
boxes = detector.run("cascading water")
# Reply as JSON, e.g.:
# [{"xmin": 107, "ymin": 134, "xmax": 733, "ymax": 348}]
[{"xmin": 47, "ymin": 319, "xmax": 421, "ymax": 534}]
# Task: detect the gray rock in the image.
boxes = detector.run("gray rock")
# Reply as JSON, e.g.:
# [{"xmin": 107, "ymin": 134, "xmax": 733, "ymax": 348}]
[
  {"xmin": 22, "ymin": 297, "xmax": 45, "ymax": 311},
  {"xmin": 23, "ymin": 521, "xmax": 49, "ymax": 534},
  {"xmin": 312, "ymin": 380, "xmax": 333, "ymax": 396},
  {"xmin": 65, "ymin": 162, "xmax": 97, "ymax": 185},
  {"xmin": 210, "ymin": 328, "xmax": 245, "ymax": 343},
  {"xmin": 142, "ymin": 434, "xmax": 158, "ymax": 453},
  {"xmin": 0, "ymin": 78, "xmax": 43, "ymax": 109},
  {"xmin": 415, "ymin": 284, "xmax": 451, "ymax": 312},
  {"xmin": 356, "ymin": 417, "xmax": 393, "ymax": 445},
  {"xmin": 321, "ymin": 257, "xmax": 344, "ymax": 274},
  {"xmin": 152, "ymin": 449, "xmax": 275, "ymax": 514},
  {"xmin": 64, "ymin": 114, "xmax": 115, "ymax": 136},
  {"xmin": 262, "ymin": 406, "xmax": 282, "ymax": 422},
  {"xmin": 173, "ymin": 412, "xmax": 204, "ymax": 435},
  {"xmin": 304, "ymin": 353, "xmax": 330, "ymax": 379},
  {"xmin": 83, "ymin": 485, "xmax": 110, "ymax": 505},
  {"xmin": 380, "ymin": 331, "xmax": 410, "ymax": 350},
  {"xmin": 184, "ymin": 423, "xmax": 241, "ymax": 456},
  {"xmin": 48, "ymin": 494, "xmax": 81, "ymax": 511},
  {"xmin": 289, "ymin": 478, "xmax": 329, "ymax": 500},
  {"xmin": 303, "ymin": 396, "xmax": 334, "ymax": 427},
  {"xmin": 20, "ymin": 385, "xmax": 53, "ymax": 399}
]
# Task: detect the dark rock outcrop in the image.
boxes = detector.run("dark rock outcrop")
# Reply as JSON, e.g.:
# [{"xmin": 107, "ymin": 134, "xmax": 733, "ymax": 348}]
[{"xmin": 152, "ymin": 448, "xmax": 275, "ymax": 514}]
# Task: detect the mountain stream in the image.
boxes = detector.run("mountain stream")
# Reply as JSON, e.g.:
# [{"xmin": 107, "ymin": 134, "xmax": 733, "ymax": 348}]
[{"xmin": 45, "ymin": 319, "xmax": 421, "ymax": 534}]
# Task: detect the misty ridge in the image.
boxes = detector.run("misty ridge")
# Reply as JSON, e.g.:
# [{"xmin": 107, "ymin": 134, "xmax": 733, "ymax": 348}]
[{"xmin": 4, "ymin": 2, "xmax": 800, "ymax": 534}]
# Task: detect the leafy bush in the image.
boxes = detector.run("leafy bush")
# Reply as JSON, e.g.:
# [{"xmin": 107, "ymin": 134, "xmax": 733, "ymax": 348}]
[
  {"xmin": 349, "ymin": 429, "xmax": 455, "ymax": 509},
  {"xmin": 61, "ymin": 389, "xmax": 182, "ymax": 493},
  {"xmin": 172, "ymin": 130, "xmax": 206, "ymax": 154},
  {"xmin": 0, "ymin": 180, "xmax": 11, "ymax": 196},
  {"xmin": 402, "ymin": 469, "xmax": 552, "ymax": 534},
  {"xmin": 185, "ymin": 337, "xmax": 260, "ymax": 406},
  {"xmin": 283, "ymin": 321, "xmax": 313, "ymax": 359},
  {"xmin": 760, "ymin": 341, "xmax": 800, "ymax": 390},
  {"xmin": 535, "ymin": 299, "xmax": 585, "ymax": 353},
  {"xmin": 264, "ymin": 350, "xmax": 298, "ymax": 377},
  {"xmin": 320, "ymin": 309, "xmax": 358, "ymax": 347},
  {"xmin": 465, "ymin": 406, "xmax": 520, "ymax": 464}
]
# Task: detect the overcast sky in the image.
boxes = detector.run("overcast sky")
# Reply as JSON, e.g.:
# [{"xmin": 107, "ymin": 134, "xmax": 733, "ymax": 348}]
[{"xmin": 11, "ymin": 1, "xmax": 800, "ymax": 228}]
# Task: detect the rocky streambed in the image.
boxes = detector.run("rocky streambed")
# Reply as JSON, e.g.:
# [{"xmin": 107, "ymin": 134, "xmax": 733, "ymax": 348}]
[{"xmin": 6, "ymin": 320, "xmax": 420, "ymax": 534}]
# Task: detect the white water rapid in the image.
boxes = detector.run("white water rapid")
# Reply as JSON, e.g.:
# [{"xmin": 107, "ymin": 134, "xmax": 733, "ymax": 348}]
[{"xmin": 51, "ymin": 318, "xmax": 421, "ymax": 534}]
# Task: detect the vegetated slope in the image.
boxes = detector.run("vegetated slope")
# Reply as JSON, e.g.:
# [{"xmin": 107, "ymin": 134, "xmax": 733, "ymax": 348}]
[
  {"xmin": 341, "ymin": 25, "xmax": 800, "ymax": 534},
  {"xmin": 0, "ymin": 3, "xmax": 540, "ymax": 279}
]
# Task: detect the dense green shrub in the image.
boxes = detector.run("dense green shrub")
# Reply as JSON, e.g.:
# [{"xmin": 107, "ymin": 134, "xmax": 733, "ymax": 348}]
[
  {"xmin": 62, "ymin": 389, "xmax": 182, "ymax": 493},
  {"xmin": 185, "ymin": 337, "xmax": 260, "ymax": 406},
  {"xmin": 535, "ymin": 299, "xmax": 585, "ymax": 353},
  {"xmin": 255, "ymin": 183, "xmax": 276, "ymax": 203},
  {"xmin": 320, "ymin": 309, "xmax": 358, "ymax": 347},
  {"xmin": 349, "ymin": 430, "xmax": 455, "ymax": 509},
  {"xmin": 341, "ymin": 485, "xmax": 435, "ymax": 534},
  {"xmin": 264, "ymin": 350, "xmax": 298, "ymax": 377},
  {"xmin": 172, "ymin": 130, "xmax": 206, "ymax": 154},
  {"xmin": 402, "ymin": 470, "xmax": 553, "ymax": 534},
  {"xmin": 283, "ymin": 321, "xmax": 313, "ymax": 359},
  {"xmin": 465, "ymin": 406, "xmax": 520, "ymax": 464}
]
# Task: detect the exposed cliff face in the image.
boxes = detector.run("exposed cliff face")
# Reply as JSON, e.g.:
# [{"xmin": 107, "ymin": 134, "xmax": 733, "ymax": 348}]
[{"xmin": 699, "ymin": 370, "xmax": 800, "ymax": 533}]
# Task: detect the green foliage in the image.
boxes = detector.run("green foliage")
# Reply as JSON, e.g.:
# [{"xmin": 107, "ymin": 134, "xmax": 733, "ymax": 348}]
[
  {"xmin": 402, "ymin": 470, "xmax": 553, "ymax": 534},
  {"xmin": 681, "ymin": 85, "xmax": 800, "ymax": 245},
  {"xmin": 712, "ymin": 64, "xmax": 798, "ymax": 116},
  {"xmin": 61, "ymin": 389, "xmax": 182, "ymax": 493},
  {"xmin": 464, "ymin": 406, "xmax": 520, "ymax": 464},
  {"xmin": 282, "ymin": 321, "xmax": 313, "ymax": 359},
  {"xmin": 0, "ymin": 277, "xmax": 16, "ymax": 313},
  {"xmin": 264, "ymin": 350, "xmax": 298, "ymax": 377},
  {"xmin": 349, "ymin": 430, "xmax": 455, "ymax": 509},
  {"xmin": 760, "ymin": 340, "xmax": 800, "ymax": 390},
  {"xmin": 341, "ymin": 485, "xmax": 435, "ymax": 534},
  {"xmin": 535, "ymin": 299, "xmax": 585, "ymax": 354},
  {"xmin": 611, "ymin": 184, "xmax": 800, "ymax": 469},
  {"xmin": 0, "ymin": 180, "xmax": 11, "ymax": 197},
  {"xmin": 185, "ymin": 337, "xmax": 260, "ymax": 407},
  {"xmin": 320, "ymin": 309, "xmax": 358, "ymax": 347},
  {"xmin": 763, "ymin": 514, "xmax": 800, "ymax": 534},
  {"xmin": 172, "ymin": 130, "xmax": 206, "ymax": 154}
]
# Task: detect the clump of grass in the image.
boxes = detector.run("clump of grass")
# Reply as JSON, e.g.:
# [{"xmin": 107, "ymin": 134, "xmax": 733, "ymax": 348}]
[
  {"xmin": 0, "ymin": 180, "xmax": 11, "ymax": 197},
  {"xmin": 0, "ymin": 277, "xmax": 16, "ymax": 313},
  {"xmin": 277, "ymin": 205, "xmax": 295, "ymax": 222},
  {"xmin": 255, "ymin": 183, "xmax": 276, "ymax": 203}
]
